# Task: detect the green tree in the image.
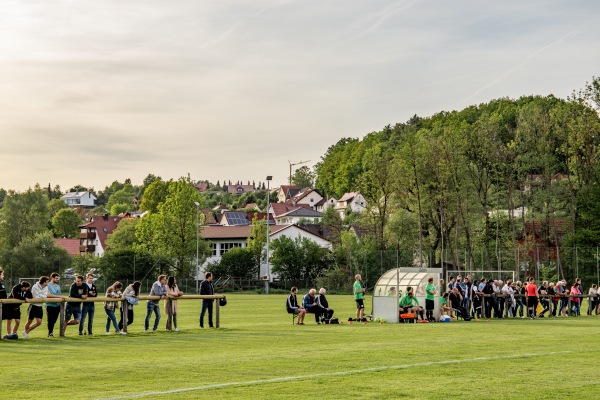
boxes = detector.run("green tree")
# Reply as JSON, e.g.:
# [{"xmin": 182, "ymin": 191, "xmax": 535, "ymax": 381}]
[
  {"xmin": 208, "ymin": 247, "xmax": 257, "ymax": 278},
  {"xmin": 270, "ymin": 236, "xmax": 329, "ymax": 280},
  {"xmin": 106, "ymin": 184, "xmax": 136, "ymax": 213},
  {"xmin": 105, "ymin": 218, "xmax": 140, "ymax": 251},
  {"xmin": 48, "ymin": 198, "xmax": 68, "ymax": 217},
  {"xmin": 136, "ymin": 178, "xmax": 208, "ymax": 277},
  {"xmin": 9, "ymin": 231, "xmax": 71, "ymax": 278},
  {"xmin": 359, "ymin": 143, "xmax": 400, "ymax": 249},
  {"xmin": 0, "ymin": 185, "xmax": 51, "ymax": 266},
  {"xmin": 291, "ymin": 165, "xmax": 315, "ymax": 188},
  {"xmin": 52, "ymin": 208, "xmax": 82, "ymax": 238},
  {"xmin": 246, "ymin": 216, "xmax": 267, "ymax": 279},
  {"xmin": 139, "ymin": 179, "xmax": 169, "ymax": 213}
]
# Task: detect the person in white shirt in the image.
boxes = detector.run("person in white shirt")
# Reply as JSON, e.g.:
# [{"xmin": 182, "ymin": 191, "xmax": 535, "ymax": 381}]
[
  {"xmin": 502, "ymin": 281, "xmax": 515, "ymax": 317},
  {"xmin": 23, "ymin": 276, "xmax": 50, "ymax": 338}
]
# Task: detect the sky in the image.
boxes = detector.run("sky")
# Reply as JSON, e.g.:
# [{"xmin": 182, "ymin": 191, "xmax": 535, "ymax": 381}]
[{"xmin": 1, "ymin": 0, "xmax": 599, "ymax": 192}]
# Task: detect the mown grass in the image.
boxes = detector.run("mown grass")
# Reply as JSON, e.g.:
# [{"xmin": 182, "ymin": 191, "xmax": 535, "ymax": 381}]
[{"xmin": 3, "ymin": 294, "xmax": 600, "ymax": 400}]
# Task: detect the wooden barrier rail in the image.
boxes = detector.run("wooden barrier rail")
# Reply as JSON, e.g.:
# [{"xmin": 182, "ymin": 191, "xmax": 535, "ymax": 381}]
[{"xmin": 0, "ymin": 294, "xmax": 226, "ymax": 338}]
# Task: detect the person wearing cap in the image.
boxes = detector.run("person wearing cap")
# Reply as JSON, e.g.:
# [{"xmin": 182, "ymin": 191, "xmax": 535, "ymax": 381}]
[{"xmin": 79, "ymin": 273, "xmax": 97, "ymax": 335}]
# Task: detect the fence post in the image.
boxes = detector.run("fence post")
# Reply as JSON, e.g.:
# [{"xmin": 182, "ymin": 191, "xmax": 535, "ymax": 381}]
[
  {"xmin": 568, "ymin": 296, "xmax": 572, "ymax": 316},
  {"xmin": 216, "ymin": 299, "xmax": 220, "ymax": 328},
  {"xmin": 122, "ymin": 299, "xmax": 128, "ymax": 333},
  {"xmin": 59, "ymin": 301, "xmax": 66, "ymax": 337},
  {"xmin": 482, "ymin": 295, "xmax": 486, "ymax": 319},
  {"xmin": 0, "ymin": 305, "xmax": 3, "ymax": 338}
]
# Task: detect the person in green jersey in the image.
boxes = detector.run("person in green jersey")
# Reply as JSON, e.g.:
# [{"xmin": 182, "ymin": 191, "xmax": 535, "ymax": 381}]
[
  {"xmin": 354, "ymin": 274, "xmax": 365, "ymax": 321},
  {"xmin": 399, "ymin": 286, "xmax": 424, "ymax": 320},
  {"xmin": 425, "ymin": 277, "xmax": 437, "ymax": 322}
]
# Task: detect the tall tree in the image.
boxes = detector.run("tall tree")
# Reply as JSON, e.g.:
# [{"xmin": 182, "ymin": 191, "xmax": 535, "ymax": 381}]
[
  {"xmin": 291, "ymin": 165, "xmax": 315, "ymax": 188},
  {"xmin": 0, "ymin": 185, "xmax": 51, "ymax": 259},
  {"xmin": 136, "ymin": 178, "xmax": 208, "ymax": 277},
  {"xmin": 52, "ymin": 208, "xmax": 82, "ymax": 238}
]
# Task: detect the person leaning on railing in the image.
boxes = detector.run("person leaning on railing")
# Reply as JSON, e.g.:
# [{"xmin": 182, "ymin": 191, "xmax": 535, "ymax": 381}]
[
  {"xmin": 5, "ymin": 279, "xmax": 33, "ymax": 339},
  {"xmin": 104, "ymin": 281, "xmax": 126, "ymax": 335},
  {"xmin": 589, "ymin": 284, "xmax": 599, "ymax": 316},
  {"xmin": 570, "ymin": 281, "xmax": 582, "ymax": 316},
  {"xmin": 119, "ymin": 281, "xmax": 141, "ymax": 331},
  {"xmin": 23, "ymin": 276, "xmax": 49, "ymax": 338}
]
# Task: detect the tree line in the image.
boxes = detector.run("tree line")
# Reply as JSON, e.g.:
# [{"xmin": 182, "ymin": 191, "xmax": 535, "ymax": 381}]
[{"xmin": 1, "ymin": 77, "xmax": 599, "ymax": 289}]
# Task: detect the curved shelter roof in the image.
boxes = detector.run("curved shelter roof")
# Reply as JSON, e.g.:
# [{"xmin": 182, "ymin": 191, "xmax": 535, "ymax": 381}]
[{"xmin": 372, "ymin": 267, "xmax": 443, "ymax": 323}]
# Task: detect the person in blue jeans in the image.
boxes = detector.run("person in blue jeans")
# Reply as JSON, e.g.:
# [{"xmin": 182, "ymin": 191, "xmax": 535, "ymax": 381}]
[
  {"xmin": 200, "ymin": 272, "xmax": 214, "ymax": 328},
  {"xmin": 80, "ymin": 273, "xmax": 98, "ymax": 335},
  {"xmin": 145, "ymin": 275, "xmax": 167, "ymax": 332},
  {"xmin": 104, "ymin": 281, "xmax": 126, "ymax": 335}
]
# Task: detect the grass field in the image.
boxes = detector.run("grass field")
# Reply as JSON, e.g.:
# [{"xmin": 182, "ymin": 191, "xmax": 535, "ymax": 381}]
[{"xmin": 3, "ymin": 294, "xmax": 600, "ymax": 400}]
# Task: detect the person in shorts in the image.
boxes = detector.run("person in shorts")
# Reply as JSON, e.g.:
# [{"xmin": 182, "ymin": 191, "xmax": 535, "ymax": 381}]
[
  {"xmin": 4, "ymin": 281, "xmax": 33, "ymax": 338},
  {"xmin": 23, "ymin": 276, "xmax": 50, "ymax": 338},
  {"xmin": 425, "ymin": 277, "xmax": 437, "ymax": 322},
  {"xmin": 64, "ymin": 275, "xmax": 88, "ymax": 333},
  {"xmin": 525, "ymin": 277, "xmax": 539, "ymax": 319},
  {"xmin": 354, "ymin": 274, "xmax": 365, "ymax": 321}
]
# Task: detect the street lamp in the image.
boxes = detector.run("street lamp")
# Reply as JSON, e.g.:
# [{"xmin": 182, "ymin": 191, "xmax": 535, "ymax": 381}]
[
  {"xmin": 265, "ymin": 176, "xmax": 272, "ymax": 295},
  {"xmin": 194, "ymin": 201, "xmax": 200, "ymax": 293}
]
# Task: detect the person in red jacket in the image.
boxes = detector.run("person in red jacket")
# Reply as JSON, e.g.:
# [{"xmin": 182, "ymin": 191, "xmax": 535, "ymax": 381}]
[{"xmin": 525, "ymin": 277, "xmax": 539, "ymax": 319}]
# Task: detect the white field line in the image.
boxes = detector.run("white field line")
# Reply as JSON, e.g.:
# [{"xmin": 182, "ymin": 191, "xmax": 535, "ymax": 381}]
[{"xmin": 94, "ymin": 351, "xmax": 572, "ymax": 400}]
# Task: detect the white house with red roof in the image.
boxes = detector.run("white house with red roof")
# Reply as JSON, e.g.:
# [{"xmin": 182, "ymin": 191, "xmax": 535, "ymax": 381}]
[
  {"xmin": 335, "ymin": 192, "xmax": 367, "ymax": 219},
  {"xmin": 78, "ymin": 215, "xmax": 123, "ymax": 256},
  {"xmin": 285, "ymin": 188, "xmax": 323, "ymax": 209},
  {"xmin": 276, "ymin": 185, "xmax": 301, "ymax": 203},
  {"xmin": 200, "ymin": 224, "xmax": 331, "ymax": 279}
]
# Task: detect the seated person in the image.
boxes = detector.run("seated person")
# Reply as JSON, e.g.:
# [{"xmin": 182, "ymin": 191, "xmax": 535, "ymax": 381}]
[
  {"xmin": 302, "ymin": 288, "xmax": 323, "ymax": 324},
  {"xmin": 316, "ymin": 288, "xmax": 334, "ymax": 322},
  {"xmin": 440, "ymin": 292, "xmax": 453, "ymax": 317},
  {"xmin": 387, "ymin": 287, "xmax": 397, "ymax": 297},
  {"xmin": 448, "ymin": 287, "xmax": 473, "ymax": 321},
  {"xmin": 399, "ymin": 286, "xmax": 424, "ymax": 320},
  {"xmin": 287, "ymin": 286, "xmax": 306, "ymax": 325}
]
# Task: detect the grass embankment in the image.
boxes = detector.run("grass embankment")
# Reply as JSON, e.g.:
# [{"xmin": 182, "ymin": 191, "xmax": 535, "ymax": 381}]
[{"xmin": 2, "ymin": 294, "xmax": 600, "ymax": 399}]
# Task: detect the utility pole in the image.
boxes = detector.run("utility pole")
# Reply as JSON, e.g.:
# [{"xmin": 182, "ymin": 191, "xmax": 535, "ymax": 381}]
[{"xmin": 288, "ymin": 160, "xmax": 310, "ymax": 185}]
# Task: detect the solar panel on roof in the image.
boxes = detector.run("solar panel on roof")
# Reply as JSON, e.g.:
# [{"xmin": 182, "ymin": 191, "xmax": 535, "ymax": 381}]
[{"xmin": 226, "ymin": 212, "xmax": 251, "ymax": 226}]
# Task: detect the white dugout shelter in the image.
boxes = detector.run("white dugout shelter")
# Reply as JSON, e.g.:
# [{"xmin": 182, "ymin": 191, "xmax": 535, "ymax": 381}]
[{"xmin": 372, "ymin": 267, "xmax": 443, "ymax": 323}]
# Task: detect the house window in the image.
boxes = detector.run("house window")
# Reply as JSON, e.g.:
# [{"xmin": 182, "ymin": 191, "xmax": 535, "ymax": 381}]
[
  {"xmin": 220, "ymin": 242, "xmax": 242, "ymax": 255},
  {"xmin": 211, "ymin": 243, "xmax": 217, "ymax": 256}
]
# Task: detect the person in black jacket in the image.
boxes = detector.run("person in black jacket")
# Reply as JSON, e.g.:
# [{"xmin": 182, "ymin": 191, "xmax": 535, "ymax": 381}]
[
  {"xmin": 5, "ymin": 281, "xmax": 33, "ymax": 338},
  {"xmin": 80, "ymin": 273, "xmax": 98, "ymax": 335},
  {"xmin": 287, "ymin": 287, "xmax": 306, "ymax": 325},
  {"xmin": 200, "ymin": 272, "xmax": 214, "ymax": 328},
  {"xmin": 316, "ymin": 288, "xmax": 334, "ymax": 323}
]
